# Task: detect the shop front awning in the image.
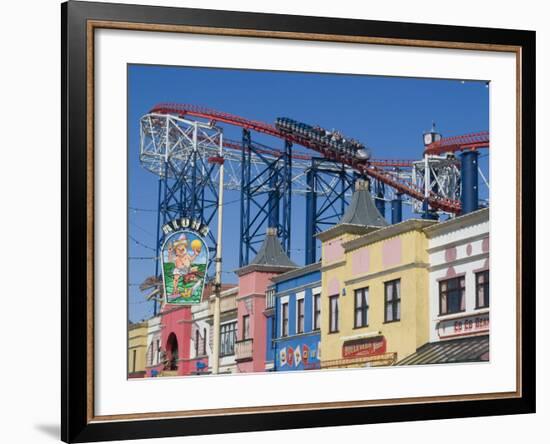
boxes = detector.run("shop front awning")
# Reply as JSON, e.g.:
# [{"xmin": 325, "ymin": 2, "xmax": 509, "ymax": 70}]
[{"xmin": 397, "ymin": 335, "xmax": 489, "ymax": 366}]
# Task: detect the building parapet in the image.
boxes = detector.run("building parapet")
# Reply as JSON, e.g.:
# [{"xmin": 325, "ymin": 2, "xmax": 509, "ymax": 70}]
[
  {"xmin": 315, "ymin": 224, "xmax": 378, "ymax": 242},
  {"xmin": 270, "ymin": 261, "xmax": 322, "ymax": 283},
  {"xmin": 423, "ymin": 207, "xmax": 489, "ymax": 238},
  {"xmin": 342, "ymin": 219, "xmax": 436, "ymax": 252}
]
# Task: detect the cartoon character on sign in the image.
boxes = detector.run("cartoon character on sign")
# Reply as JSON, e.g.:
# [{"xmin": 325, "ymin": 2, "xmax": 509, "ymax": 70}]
[
  {"xmin": 287, "ymin": 347, "xmax": 294, "ymax": 367},
  {"xmin": 161, "ymin": 230, "xmax": 208, "ymax": 305},
  {"xmin": 294, "ymin": 346, "xmax": 302, "ymax": 367},
  {"xmin": 279, "ymin": 348, "xmax": 287, "ymax": 367},
  {"xmin": 302, "ymin": 344, "xmax": 309, "ymax": 365}
]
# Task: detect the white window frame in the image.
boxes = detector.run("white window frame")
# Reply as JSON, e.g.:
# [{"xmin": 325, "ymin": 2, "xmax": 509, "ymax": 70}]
[
  {"xmin": 295, "ymin": 291, "xmax": 305, "ymax": 334},
  {"xmin": 280, "ymin": 295, "xmax": 290, "ymax": 338},
  {"xmin": 312, "ymin": 286, "xmax": 322, "ymax": 331}
]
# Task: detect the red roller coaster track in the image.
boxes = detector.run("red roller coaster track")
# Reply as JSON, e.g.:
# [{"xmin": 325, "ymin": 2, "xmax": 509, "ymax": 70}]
[
  {"xmin": 221, "ymin": 138, "xmax": 415, "ymax": 168},
  {"xmin": 150, "ymin": 103, "xmax": 489, "ymax": 214},
  {"xmin": 424, "ymin": 131, "xmax": 490, "ymax": 156}
]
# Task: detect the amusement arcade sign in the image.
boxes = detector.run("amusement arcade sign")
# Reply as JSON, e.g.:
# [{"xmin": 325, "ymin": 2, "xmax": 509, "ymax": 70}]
[{"xmin": 160, "ymin": 218, "xmax": 210, "ymax": 305}]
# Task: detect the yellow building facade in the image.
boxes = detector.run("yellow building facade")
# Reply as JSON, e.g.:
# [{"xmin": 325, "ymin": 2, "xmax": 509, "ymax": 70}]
[
  {"xmin": 128, "ymin": 321, "xmax": 148, "ymax": 378},
  {"xmin": 318, "ymin": 219, "xmax": 435, "ymax": 368}
]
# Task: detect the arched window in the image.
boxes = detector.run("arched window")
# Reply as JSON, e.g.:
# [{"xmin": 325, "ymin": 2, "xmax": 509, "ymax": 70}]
[{"xmin": 166, "ymin": 333, "xmax": 178, "ymax": 370}]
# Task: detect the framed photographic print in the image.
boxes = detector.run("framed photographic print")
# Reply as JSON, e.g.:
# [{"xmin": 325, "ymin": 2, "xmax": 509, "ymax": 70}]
[{"xmin": 62, "ymin": 1, "xmax": 536, "ymax": 442}]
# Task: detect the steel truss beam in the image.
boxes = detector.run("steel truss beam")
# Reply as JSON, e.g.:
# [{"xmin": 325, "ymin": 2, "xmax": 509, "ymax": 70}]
[
  {"xmin": 140, "ymin": 114, "xmax": 223, "ymax": 280},
  {"xmin": 305, "ymin": 158, "xmax": 357, "ymax": 264},
  {"xmin": 239, "ymin": 129, "xmax": 293, "ymax": 267}
]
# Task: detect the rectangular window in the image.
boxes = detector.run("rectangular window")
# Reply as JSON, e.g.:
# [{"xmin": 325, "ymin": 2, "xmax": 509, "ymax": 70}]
[
  {"xmin": 439, "ymin": 276, "xmax": 466, "ymax": 315},
  {"xmin": 297, "ymin": 298, "xmax": 305, "ymax": 334},
  {"xmin": 132, "ymin": 349, "xmax": 136, "ymax": 373},
  {"xmin": 242, "ymin": 315, "xmax": 250, "ymax": 340},
  {"xmin": 220, "ymin": 322, "xmax": 237, "ymax": 357},
  {"xmin": 202, "ymin": 327, "xmax": 207, "ymax": 355},
  {"xmin": 271, "ymin": 315, "xmax": 277, "ymax": 347},
  {"xmin": 156, "ymin": 339, "xmax": 160, "ymax": 364},
  {"xmin": 313, "ymin": 293, "xmax": 321, "ymax": 331},
  {"xmin": 281, "ymin": 302, "xmax": 289, "ymax": 337},
  {"xmin": 195, "ymin": 329, "xmax": 200, "ymax": 355},
  {"xmin": 476, "ymin": 270, "xmax": 489, "ymax": 308},
  {"xmin": 354, "ymin": 287, "xmax": 369, "ymax": 328},
  {"xmin": 329, "ymin": 295, "xmax": 339, "ymax": 333},
  {"xmin": 384, "ymin": 279, "xmax": 401, "ymax": 322}
]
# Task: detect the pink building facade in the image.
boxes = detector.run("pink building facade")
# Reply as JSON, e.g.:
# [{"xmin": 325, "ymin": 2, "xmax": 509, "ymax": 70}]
[
  {"xmin": 146, "ymin": 285, "xmax": 228, "ymax": 377},
  {"xmin": 234, "ymin": 228, "xmax": 297, "ymax": 373}
]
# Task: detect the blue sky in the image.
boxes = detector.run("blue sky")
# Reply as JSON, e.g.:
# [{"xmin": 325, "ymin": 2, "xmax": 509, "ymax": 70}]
[{"xmin": 128, "ymin": 64, "xmax": 489, "ymax": 322}]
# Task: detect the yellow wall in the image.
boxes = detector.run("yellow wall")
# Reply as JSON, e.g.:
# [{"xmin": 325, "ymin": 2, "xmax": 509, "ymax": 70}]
[
  {"xmin": 320, "ymin": 224, "xmax": 430, "ymax": 366},
  {"xmin": 128, "ymin": 322, "xmax": 148, "ymax": 375}
]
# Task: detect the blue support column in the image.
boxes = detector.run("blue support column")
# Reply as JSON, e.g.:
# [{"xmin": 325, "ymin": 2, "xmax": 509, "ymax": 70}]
[
  {"xmin": 391, "ymin": 193, "xmax": 402, "ymax": 224},
  {"xmin": 239, "ymin": 129, "xmax": 252, "ymax": 267},
  {"xmin": 304, "ymin": 158, "xmax": 355, "ymax": 265},
  {"xmin": 153, "ymin": 177, "xmax": 163, "ymax": 316},
  {"xmin": 281, "ymin": 140, "xmax": 293, "ymax": 253},
  {"xmin": 421, "ymin": 199, "xmax": 439, "ymax": 220},
  {"xmin": 372, "ymin": 179, "xmax": 386, "ymax": 220},
  {"xmin": 239, "ymin": 132, "xmax": 292, "ymax": 267},
  {"xmin": 305, "ymin": 167, "xmax": 317, "ymax": 265},
  {"xmin": 375, "ymin": 194, "xmax": 385, "ymax": 220},
  {"xmin": 460, "ymin": 150, "xmax": 479, "ymax": 215},
  {"xmin": 268, "ymin": 172, "xmax": 279, "ymax": 229},
  {"xmin": 156, "ymin": 132, "xmax": 220, "ymax": 277}
]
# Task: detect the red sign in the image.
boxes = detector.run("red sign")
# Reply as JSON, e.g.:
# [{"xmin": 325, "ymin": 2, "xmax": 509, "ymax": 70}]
[
  {"xmin": 437, "ymin": 314, "xmax": 489, "ymax": 339},
  {"xmin": 342, "ymin": 336, "xmax": 387, "ymax": 358}
]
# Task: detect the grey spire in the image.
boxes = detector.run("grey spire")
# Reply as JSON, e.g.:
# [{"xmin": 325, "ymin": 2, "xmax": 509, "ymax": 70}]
[
  {"xmin": 236, "ymin": 228, "xmax": 297, "ymax": 276},
  {"xmin": 250, "ymin": 228, "xmax": 297, "ymax": 267},
  {"xmin": 339, "ymin": 179, "xmax": 388, "ymax": 227}
]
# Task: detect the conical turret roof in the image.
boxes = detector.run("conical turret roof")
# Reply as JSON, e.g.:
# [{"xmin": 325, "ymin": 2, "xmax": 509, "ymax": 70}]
[
  {"xmin": 316, "ymin": 179, "xmax": 388, "ymax": 242},
  {"xmin": 339, "ymin": 179, "xmax": 388, "ymax": 227},
  {"xmin": 236, "ymin": 228, "xmax": 297, "ymax": 276}
]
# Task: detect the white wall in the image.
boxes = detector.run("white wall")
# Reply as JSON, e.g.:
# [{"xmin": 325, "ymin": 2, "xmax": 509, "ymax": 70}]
[
  {"xmin": 0, "ymin": 0, "xmax": 547, "ymax": 443},
  {"xmin": 428, "ymin": 218, "xmax": 490, "ymax": 341},
  {"xmin": 146, "ymin": 316, "xmax": 162, "ymax": 367},
  {"xmin": 190, "ymin": 302, "xmax": 212, "ymax": 360}
]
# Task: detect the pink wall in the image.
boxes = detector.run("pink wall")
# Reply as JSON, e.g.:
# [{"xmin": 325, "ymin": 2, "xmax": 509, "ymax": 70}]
[
  {"xmin": 238, "ymin": 272, "xmax": 276, "ymax": 297},
  {"xmin": 146, "ymin": 306, "xmax": 209, "ymax": 377},
  {"xmin": 328, "ymin": 277, "xmax": 340, "ymax": 296},
  {"xmin": 159, "ymin": 305, "xmax": 200, "ymax": 376},
  {"xmin": 382, "ymin": 238, "xmax": 402, "ymax": 268},
  {"xmin": 351, "ymin": 248, "xmax": 370, "ymax": 275},
  {"xmin": 237, "ymin": 270, "xmax": 275, "ymax": 373},
  {"xmin": 324, "ymin": 237, "xmax": 344, "ymax": 263}
]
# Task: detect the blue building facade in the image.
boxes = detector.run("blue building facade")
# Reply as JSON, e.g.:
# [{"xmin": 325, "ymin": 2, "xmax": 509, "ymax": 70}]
[{"xmin": 266, "ymin": 262, "xmax": 322, "ymax": 371}]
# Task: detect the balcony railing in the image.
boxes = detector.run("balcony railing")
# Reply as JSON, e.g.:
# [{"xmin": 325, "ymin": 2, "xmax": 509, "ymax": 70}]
[{"xmin": 235, "ymin": 338, "xmax": 254, "ymax": 362}]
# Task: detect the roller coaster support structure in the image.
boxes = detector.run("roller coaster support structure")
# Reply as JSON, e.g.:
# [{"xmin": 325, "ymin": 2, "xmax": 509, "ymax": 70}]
[
  {"xmin": 305, "ymin": 158, "xmax": 356, "ymax": 265},
  {"xmin": 391, "ymin": 193, "xmax": 403, "ymax": 224},
  {"xmin": 373, "ymin": 180, "xmax": 386, "ymax": 220},
  {"xmin": 138, "ymin": 114, "xmax": 224, "ymax": 265},
  {"xmin": 460, "ymin": 150, "xmax": 479, "ymax": 215},
  {"xmin": 239, "ymin": 129, "xmax": 292, "ymax": 267}
]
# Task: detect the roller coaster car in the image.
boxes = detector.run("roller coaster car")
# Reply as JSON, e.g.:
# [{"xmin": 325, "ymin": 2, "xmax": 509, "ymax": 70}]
[
  {"xmin": 275, "ymin": 117, "xmax": 371, "ymax": 161},
  {"xmin": 355, "ymin": 147, "xmax": 371, "ymax": 161}
]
